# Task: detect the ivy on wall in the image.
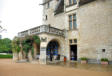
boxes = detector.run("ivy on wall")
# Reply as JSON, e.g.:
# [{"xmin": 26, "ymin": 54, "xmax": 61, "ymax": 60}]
[
  {"xmin": 12, "ymin": 35, "xmax": 40, "ymax": 59},
  {"xmin": 12, "ymin": 37, "xmax": 21, "ymax": 53}
]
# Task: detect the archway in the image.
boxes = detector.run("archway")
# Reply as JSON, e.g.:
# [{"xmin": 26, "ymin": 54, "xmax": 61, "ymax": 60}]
[{"xmin": 46, "ymin": 40, "xmax": 60, "ymax": 61}]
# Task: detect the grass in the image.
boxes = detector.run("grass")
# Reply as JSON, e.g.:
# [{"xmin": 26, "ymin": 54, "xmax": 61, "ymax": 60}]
[{"xmin": 0, "ymin": 54, "xmax": 13, "ymax": 58}]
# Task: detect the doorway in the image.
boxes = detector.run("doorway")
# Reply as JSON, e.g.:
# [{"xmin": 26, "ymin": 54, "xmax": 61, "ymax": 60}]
[
  {"xmin": 70, "ymin": 45, "xmax": 77, "ymax": 61},
  {"xmin": 46, "ymin": 40, "xmax": 59, "ymax": 61}
]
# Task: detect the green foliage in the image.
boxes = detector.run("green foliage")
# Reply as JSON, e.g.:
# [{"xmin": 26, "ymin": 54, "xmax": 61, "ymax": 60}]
[
  {"xmin": 80, "ymin": 57, "xmax": 88, "ymax": 60},
  {"xmin": 32, "ymin": 35, "xmax": 40, "ymax": 44},
  {"xmin": 101, "ymin": 58, "xmax": 108, "ymax": 62},
  {"xmin": 0, "ymin": 38, "xmax": 12, "ymax": 53},
  {"xmin": 0, "ymin": 54, "xmax": 13, "ymax": 58},
  {"xmin": 31, "ymin": 47, "xmax": 34, "ymax": 57},
  {"xmin": 21, "ymin": 35, "xmax": 40, "ymax": 57},
  {"xmin": 12, "ymin": 35, "xmax": 40, "ymax": 59},
  {"xmin": 12, "ymin": 37, "xmax": 21, "ymax": 53},
  {"xmin": 22, "ymin": 36, "xmax": 33, "ymax": 54}
]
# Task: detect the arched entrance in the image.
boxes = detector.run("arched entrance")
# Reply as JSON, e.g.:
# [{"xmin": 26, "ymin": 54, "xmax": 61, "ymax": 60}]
[{"xmin": 46, "ymin": 40, "xmax": 60, "ymax": 61}]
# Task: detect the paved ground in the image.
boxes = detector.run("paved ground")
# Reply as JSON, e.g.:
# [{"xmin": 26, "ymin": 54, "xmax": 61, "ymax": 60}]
[{"xmin": 0, "ymin": 59, "xmax": 112, "ymax": 76}]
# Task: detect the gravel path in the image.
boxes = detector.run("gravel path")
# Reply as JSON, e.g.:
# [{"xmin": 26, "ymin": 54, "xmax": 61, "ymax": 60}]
[{"xmin": 0, "ymin": 59, "xmax": 112, "ymax": 76}]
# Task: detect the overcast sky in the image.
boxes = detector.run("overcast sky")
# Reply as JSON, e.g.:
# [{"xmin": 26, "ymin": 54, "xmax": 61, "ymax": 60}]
[{"xmin": 0, "ymin": 0, "xmax": 43, "ymax": 39}]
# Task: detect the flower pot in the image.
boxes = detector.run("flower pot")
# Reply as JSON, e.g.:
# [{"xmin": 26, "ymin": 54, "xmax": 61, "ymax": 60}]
[
  {"xmin": 101, "ymin": 61, "xmax": 108, "ymax": 65},
  {"xmin": 81, "ymin": 60, "xmax": 87, "ymax": 64}
]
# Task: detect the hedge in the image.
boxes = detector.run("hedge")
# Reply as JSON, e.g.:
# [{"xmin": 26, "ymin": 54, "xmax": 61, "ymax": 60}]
[{"xmin": 0, "ymin": 54, "xmax": 13, "ymax": 58}]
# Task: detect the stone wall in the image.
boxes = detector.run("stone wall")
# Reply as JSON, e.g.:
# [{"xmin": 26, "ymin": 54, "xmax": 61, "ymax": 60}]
[
  {"xmin": 77, "ymin": 0, "xmax": 112, "ymax": 61},
  {"xmin": 41, "ymin": 0, "xmax": 112, "ymax": 63},
  {"xmin": 43, "ymin": 0, "xmax": 65, "ymax": 29},
  {"xmin": 38, "ymin": 33, "xmax": 65, "ymax": 63}
]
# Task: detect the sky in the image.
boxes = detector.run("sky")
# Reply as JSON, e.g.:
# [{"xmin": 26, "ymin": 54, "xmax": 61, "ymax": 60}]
[{"xmin": 0, "ymin": 0, "xmax": 43, "ymax": 39}]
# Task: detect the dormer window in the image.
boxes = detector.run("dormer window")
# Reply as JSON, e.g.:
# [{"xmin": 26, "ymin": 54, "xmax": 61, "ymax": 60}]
[
  {"xmin": 69, "ymin": 0, "xmax": 77, "ymax": 6},
  {"xmin": 47, "ymin": 2, "xmax": 50, "ymax": 9},
  {"xmin": 54, "ymin": 0, "xmax": 64, "ymax": 15}
]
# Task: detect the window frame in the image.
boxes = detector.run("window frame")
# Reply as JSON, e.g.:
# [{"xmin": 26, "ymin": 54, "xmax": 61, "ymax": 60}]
[
  {"xmin": 73, "ymin": 14, "xmax": 77, "ymax": 29},
  {"xmin": 46, "ymin": 2, "xmax": 50, "ymax": 9},
  {"xmin": 68, "ymin": 14, "xmax": 77, "ymax": 30},
  {"xmin": 68, "ymin": 0, "xmax": 77, "ymax": 6}
]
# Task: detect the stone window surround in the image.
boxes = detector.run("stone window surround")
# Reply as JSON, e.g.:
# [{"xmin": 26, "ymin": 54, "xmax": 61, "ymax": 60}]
[
  {"xmin": 68, "ymin": 13, "xmax": 77, "ymax": 30},
  {"xmin": 66, "ymin": 0, "xmax": 77, "ymax": 7},
  {"xmin": 69, "ymin": 39, "xmax": 77, "ymax": 45},
  {"xmin": 46, "ymin": 2, "xmax": 50, "ymax": 9}
]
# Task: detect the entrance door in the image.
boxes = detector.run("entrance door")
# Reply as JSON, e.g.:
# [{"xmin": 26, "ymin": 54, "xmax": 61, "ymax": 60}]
[
  {"xmin": 70, "ymin": 45, "xmax": 77, "ymax": 61},
  {"xmin": 46, "ymin": 40, "xmax": 59, "ymax": 61}
]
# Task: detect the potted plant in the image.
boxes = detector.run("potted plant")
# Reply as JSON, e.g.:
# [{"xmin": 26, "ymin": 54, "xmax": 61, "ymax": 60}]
[
  {"xmin": 80, "ymin": 57, "xmax": 88, "ymax": 64},
  {"xmin": 101, "ymin": 58, "xmax": 109, "ymax": 65}
]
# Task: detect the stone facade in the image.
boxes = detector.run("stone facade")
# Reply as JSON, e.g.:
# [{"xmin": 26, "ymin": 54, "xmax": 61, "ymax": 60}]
[{"xmin": 16, "ymin": 0, "xmax": 112, "ymax": 64}]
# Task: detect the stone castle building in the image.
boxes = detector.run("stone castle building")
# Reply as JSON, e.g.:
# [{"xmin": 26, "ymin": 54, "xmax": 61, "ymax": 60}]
[{"xmin": 17, "ymin": 0, "xmax": 112, "ymax": 64}]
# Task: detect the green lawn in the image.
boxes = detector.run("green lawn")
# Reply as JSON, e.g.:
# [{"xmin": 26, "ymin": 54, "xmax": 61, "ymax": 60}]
[{"xmin": 0, "ymin": 54, "xmax": 13, "ymax": 58}]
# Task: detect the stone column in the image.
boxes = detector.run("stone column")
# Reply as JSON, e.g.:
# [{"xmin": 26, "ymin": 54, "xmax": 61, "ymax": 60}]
[
  {"xmin": 28, "ymin": 50, "xmax": 33, "ymax": 62},
  {"xmin": 18, "ymin": 52, "xmax": 23, "ymax": 60},
  {"xmin": 34, "ymin": 48, "xmax": 37, "ymax": 59},
  {"xmin": 13, "ymin": 52, "xmax": 18, "ymax": 62},
  {"xmin": 39, "ymin": 42, "xmax": 47, "ymax": 64},
  {"xmin": 18, "ymin": 43, "xmax": 23, "ymax": 60},
  {"xmin": 33, "ymin": 42, "xmax": 37, "ymax": 59}
]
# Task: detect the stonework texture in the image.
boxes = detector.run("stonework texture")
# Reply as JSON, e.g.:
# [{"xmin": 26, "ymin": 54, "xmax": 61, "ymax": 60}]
[
  {"xmin": 16, "ymin": 0, "xmax": 112, "ymax": 64},
  {"xmin": 42, "ymin": 0, "xmax": 112, "ymax": 63}
]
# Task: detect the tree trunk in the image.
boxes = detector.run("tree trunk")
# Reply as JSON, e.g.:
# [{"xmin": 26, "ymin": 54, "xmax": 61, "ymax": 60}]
[
  {"xmin": 33, "ymin": 42, "xmax": 37, "ymax": 59},
  {"xmin": 18, "ymin": 51, "xmax": 23, "ymax": 60},
  {"xmin": 22, "ymin": 51, "xmax": 26, "ymax": 59},
  {"xmin": 13, "ymin": 52, "xmax": 19, "ymax": 62},
  {"xmin": 28, "ymin": 50, "xmax": 33, "ymax": 62}
]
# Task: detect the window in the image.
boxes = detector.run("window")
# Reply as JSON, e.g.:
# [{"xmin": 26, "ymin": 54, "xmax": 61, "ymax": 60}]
[
  {"xmin": 69, "ymin": 40, "xmax": 72, "ymax": 44},
  {"xmin": 74, "ymin": 39, "xmax": 77, "ymax": 43},
  {"xmin": 47, "ymin": 2, "xmax": 50, "ymax": 8},
  {"xmin": 69, "ymin": 15, "xmax": 72, "ymax": 30},
  {"xmin": 45, "ymin": 15, "xmax": 48, "ymax": 20},
  {"xmin": 102, "ymin": 49, "xmax": 106, "ymax": 53},
  {"xmin": 69, "ymin": 14, "xmax": 77, "ymax": 30},
  {"xmin": 73, "ymin": 0, "xmax": 77, "ymax": 4},
  {"xmin": 69, "ymin": 0, "xmax": 77, "ymax": 5},
  {"xmin": 69, "ymin": 0, "xmax": 73, "ymax": 5},
  {"xmin": 69, "ymin": 39, "xmax": 77, "ymax": 44},
  {"xmin": 73, "ymin": 14, "xmax": 77, "ymax": 28}
]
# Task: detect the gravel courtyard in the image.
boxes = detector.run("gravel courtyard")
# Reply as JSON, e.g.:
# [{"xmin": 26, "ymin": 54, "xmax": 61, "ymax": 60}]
[{"xmin": 0, "ymin": 59, "xmax": 112, "ymax": 76}]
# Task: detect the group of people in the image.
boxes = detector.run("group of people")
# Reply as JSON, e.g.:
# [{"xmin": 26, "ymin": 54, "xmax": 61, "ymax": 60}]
[{"xmin": 48, "ymin": 51, "xmax": 60, "ymax": 61}]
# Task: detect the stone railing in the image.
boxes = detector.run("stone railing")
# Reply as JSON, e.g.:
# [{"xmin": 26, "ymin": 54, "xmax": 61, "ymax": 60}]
[{"xmin": 18, "ymin": 25, "xmax": 64, "ymax": 37}]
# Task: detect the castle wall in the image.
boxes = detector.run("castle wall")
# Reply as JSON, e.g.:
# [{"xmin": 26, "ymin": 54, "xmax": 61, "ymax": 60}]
[
  {"xmin": 77, "ymin": 0, "xmax": 112, "ymax": 61},
  {"xmin": 38, "ymin": 33, "xmax": 66, "ymax": 62},
  {"xmin": 43, "ymin": 0, "xmax": 65, "ymax": 29},
  {"xmin": 41, "ymin": 0, "xmax": 112, "ymax": 63}
]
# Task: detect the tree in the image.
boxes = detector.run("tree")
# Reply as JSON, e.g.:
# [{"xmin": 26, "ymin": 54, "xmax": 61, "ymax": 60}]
[
  {"xmin": 0, "ymin": 38, "xmax": 12, "ymax": 53},
  {"xmin": 21, "ymin": 35, "xmax": 40, "ymax": 60},
  {"xmin": 12, "ymin": 37, "xmax": 20, "ymax": 53}
]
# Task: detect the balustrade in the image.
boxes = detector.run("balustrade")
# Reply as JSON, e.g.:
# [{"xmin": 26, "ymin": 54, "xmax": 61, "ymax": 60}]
[{"xmin": 18, "ymin": 25, "xmax": 64, "ymax": 37}]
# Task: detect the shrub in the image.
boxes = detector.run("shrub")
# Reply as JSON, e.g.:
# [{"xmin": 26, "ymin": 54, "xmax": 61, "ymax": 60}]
[
  {"xmin": 0, "ymin": 54, "xmax": 13, "ymax": 58},
  {"xmin": 101, "ymin": 58, "xmax": 108, "ymax": 62},
  {"xmin": 80, "ymin": 57, "xmax": 88, "ymax": 60}
]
